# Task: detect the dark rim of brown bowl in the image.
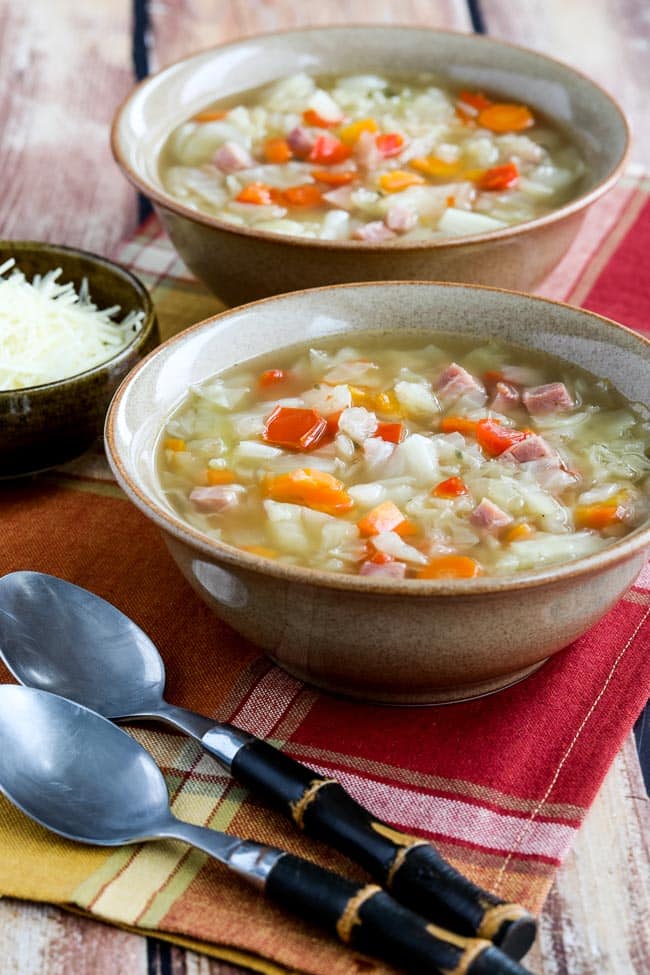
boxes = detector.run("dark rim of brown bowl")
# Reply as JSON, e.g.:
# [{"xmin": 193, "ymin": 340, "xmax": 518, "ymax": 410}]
[
  {"xmin": 111, "ymin": 24, "xmax": 632, "ymax": 253},
  {"xmin": 0, "ymin": 240, "xmax": 157, "ymax": 395},
  {"xmin": 105, "ymin": 279, "xmax": 650, "ymax": 598}
]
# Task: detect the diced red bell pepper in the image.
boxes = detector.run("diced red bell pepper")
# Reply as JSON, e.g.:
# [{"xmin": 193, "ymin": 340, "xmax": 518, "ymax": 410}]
[
  {"xmin": 375, "ymin": 132, "xmax": 404, "ymax": 157},
  {"xmin": 477, "ymin": 163, "xmax": 520, "ymax": 192},
  {"xmin": 476, "ymin": 418, "xmax": 529, "ymax": 457},
  {"xmin": 263, "ymin": 406, "xmax": 327, "ymax": 451},
  {"xmin": 375, "ymin": 421, "xmax": 405, "ymax": 444},
  {"xmin": 432, "ymin": 476, "xmax": 468, "ymax": 499},
  {"xmin": 308, "ymin": 134, "xmax": 351, "ymax": 165}
]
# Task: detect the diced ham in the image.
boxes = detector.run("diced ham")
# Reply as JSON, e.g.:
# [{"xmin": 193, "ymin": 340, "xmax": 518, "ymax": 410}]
[
  {"xmin": 322, "ymin": 185, "xmax": 355, "ymax": 209},
  {"xmin": 523, "ymin": 382, "xmax": 573, "ymax": 415},
  {"xmin": 360, "ymin": 560, "xmax": 407, "ymax": 578},
  {"xmin": 385, "ymin": 204, "xmax": 417, "ymax": 233},
  {"xmin": 490, "ymin": 381, "xmax": 520, "ymax": 412},
  {"xmin": 470, "ymin": 498, "xmax": 513, "ymax": 531},
  {"xmin": 212, "ymin": 142, "xmax": 254, "ymax": 173},
  {"xmin": 501, "ymin": 434, "xmax": 555, "ymax": 463},
  {"xmin": 353, "ymin": 221, "xmax": 397, "ymax": 242},
  {"xmin": 190, "ymin": 485, "xmax": 243, "ymax": 512},
  {"xmin": 354, "ymin": 130, "xmax": 382, "ymax": 169},
  {"xmin": 436, "ymin": 362, "xmax": 486, "ymax": 401},
  {"xmin": 287, "ymin": 126, "xmax": 316, "ymax": 157}
]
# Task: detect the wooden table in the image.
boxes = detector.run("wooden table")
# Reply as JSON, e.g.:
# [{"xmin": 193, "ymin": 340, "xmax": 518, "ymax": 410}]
[{"xmin": 1, "ymin": 2, "xmax": 649, "ymax": 972}]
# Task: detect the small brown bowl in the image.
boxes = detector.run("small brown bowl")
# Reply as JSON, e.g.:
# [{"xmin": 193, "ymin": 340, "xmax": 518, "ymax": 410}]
[
  {"xmin": 105, "ymin": 282, "xmax": 650, "ymax": 705},
  {"xmin": 0, "ymin": 241, "xmax": 159, "ymax": 478},
  {"xmin": 111, "ymin": 26, "xmax": 630, "ymax": 305}
]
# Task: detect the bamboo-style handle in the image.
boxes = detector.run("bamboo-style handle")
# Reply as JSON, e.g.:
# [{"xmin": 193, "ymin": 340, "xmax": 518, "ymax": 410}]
[
  {"xmin": 230, "ymin": 738, "xmax": 536, "ymax": 959},
  {"xmin": 265, "ymin": 853, "xmax": 534, "ymax": 975}
]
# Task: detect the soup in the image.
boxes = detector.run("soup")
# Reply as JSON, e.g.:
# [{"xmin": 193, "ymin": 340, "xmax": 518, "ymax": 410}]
[
  {"xmin": 157, "ymin": 334, "xmax": 650, "ymax": 579},
  {"xmin": 160, "ymin": 72, "xmax": 585, "ymax": 243}
]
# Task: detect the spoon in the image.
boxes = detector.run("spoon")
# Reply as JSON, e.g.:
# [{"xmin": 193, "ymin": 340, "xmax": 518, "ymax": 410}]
[
  {"xmin": 0, "ymin": 571, "xmax": 535, "ymax": 959},
  {"xmin": 0, "ymin": 685, "xmax": 533, "ymax": 975}
]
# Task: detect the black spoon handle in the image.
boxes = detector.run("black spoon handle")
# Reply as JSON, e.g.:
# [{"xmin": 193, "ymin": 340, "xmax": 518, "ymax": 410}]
[
  {"xmin": 263, "ymin": 851, "xmax": 534, "ymax": 975},
  {"xmin": 228, "ymin": 735, "xmax": 536, "ymax": 960}
]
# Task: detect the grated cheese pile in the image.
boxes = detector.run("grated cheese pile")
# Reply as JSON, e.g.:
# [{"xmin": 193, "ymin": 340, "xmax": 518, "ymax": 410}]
[{"xmin": 0, "ymin": 258, "xmax": 145, "ymax": 390}]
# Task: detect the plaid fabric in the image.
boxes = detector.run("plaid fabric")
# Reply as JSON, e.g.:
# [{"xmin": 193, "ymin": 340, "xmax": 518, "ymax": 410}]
[{"xmin": 1, "ymin": 175, "xmax": 649, "ymax": 973}]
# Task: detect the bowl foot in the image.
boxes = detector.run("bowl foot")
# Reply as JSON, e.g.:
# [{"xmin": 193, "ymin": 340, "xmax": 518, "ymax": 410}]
[{"xmin": 268, "ymin": 657, "xmax": 549, "ymax": 706}]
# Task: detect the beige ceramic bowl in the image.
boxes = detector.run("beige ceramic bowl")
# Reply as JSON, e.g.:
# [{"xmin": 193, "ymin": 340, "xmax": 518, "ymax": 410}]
[
  {"xmin": 105, "ymin": 283, "xmax": 650, "ymax": 705},
  {"xmin": 111, "ymin": 26, "xmax": 629, "ymax": 305}
]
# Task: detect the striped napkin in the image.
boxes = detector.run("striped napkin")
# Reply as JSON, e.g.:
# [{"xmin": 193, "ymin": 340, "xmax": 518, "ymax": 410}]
[{"xmin": 0, "ymin": 174, "xmax": 649, "ymax": 974}]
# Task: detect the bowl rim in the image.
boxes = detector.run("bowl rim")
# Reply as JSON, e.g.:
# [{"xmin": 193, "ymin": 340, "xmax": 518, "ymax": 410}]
[
  {"xmin": 105, "ymin": 279, "xmax": 650, "ymax": 597},
  {"xmin": 0, "ymin": 239, "xmax": 158, "ymax": 396},
  {"xmin": 110, "ymin": 23, "xmax": 632, "ymax": 253}
]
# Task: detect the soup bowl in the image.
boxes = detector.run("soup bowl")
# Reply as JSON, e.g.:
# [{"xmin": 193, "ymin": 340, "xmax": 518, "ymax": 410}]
[
  {"xmin": 105, "ymin": 283, "xmax": 650, "ymax": 704},
  {"xmin": 111, "ymin": 26, "xmax": 629, "ymax": 306}
]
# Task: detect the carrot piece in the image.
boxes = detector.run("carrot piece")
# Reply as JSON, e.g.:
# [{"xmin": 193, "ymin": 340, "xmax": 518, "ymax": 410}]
[
  {"xmin": 440, "ymin": 416, "xmax": 479, "ymax": 437},
  {"xmin": 303, "ymin": 108, "xmax": 340, "ymax": 128},
  {"xmin": 446, "ymin": 195, "xmax": 456, "ymax": 208},
  {"xmin": 476, "ymin": 418, "xmax": 528, "ymax": 457},
  {"xmin": 379, "ymin": 170, "xmax": 425, "ymax": 193},
  {"xmin": 358, "ymin": 500, "xmax": 409, "ymax": 537},
  {"xmin": 416, "ymin": 555, "xmax": 483, "ymax": 579},
  {"xmin": 282, "ymin": 184, "xmax": 323, "ymax": 208},
  {"xmin": 192, "ymin": 109, "xmax": 227, "ymax": 122},
  {"xmin": 504, "ymin": 522, "xmax": 534, "ymax": 543},
  {"xmin": 308, "ymin": 135, "xmax": 351, "ymax": 165},
  {"xmin": 410, "ymin": 156, "xmax": 461, "ymax": 179},
  {"xmin": 236, "ymin": 182, "xmax": 275, "ymax": 205},
  {"xmin": 477, "ymin": 163, "xmax": 520, "ymax": 192},
  {"xmin": 575, "ymin": 501, "xmax": 627, "ymax": 530},
  {"xmin": 369, "ymin": 549, "xmax": 394, "ymax": 564},
  {"xmin": 164, "ymin": 437, "xmax": 186, "ymax": 452},
  {"xmin": 207, "ymin": 468, "xmax": 237, "ymax": 485},
  {"xmin": 263, "ymin": 406, "xmax": 327, "ymax": 451},
  {"xmin": 312, "ymin": 169, "xmax": 357, "ymax": 185},
  {"xmin": 264, "ymin": 469, "xmax": 353, "ymax": 515},
  {"xmin": 375, "ymin": 421, "xmax": 405, "ymax": 444},
  {"xmin": 477, "ymin": 103, "xmax": 535, "ymax": 133},
  {"xmin": 339, "ymin": 118, "xmax": 379, "ymax": 145},
  {"xmin": 457, "ymin": 90, "xmax": 492, "ymax": 112},
  {"xmin": 432, "ymin": 476, "xmax": 468, "ymax": 499},
  {"xmin": 263, "ymin": 138, "xmax": 293, "ymax": 163},
  {"xmin": 259, "ymin": 368, "xmax": 290, "ymax": 387},
  {"xmin": 375, "ymin": 132, "xmax": 405, "ymax": 157}
]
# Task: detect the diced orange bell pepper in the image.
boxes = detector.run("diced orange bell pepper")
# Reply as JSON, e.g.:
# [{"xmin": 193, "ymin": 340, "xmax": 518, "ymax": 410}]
[
  {"xmin": 263, "ymin": 406, "xmax": 327, "ymax": 451},
  {"xmin": 375, "ymin": 132, "xmax": 404, "ymax": 157},
  {"xmin": 379, "ymin": 170, "xmax": 425, "ymax": 193},
  {"xmin": 416, "ymin": 555, "xmax": 483, "ymax": 579},
  {"xmin": 440, "ymin": 416, "xmax": 479, "ymax": 437},
  {"xmin": 348, "ymin": 385, "xmax": 376, "ymax": 409},
  {"xmin": 263, "ymin": 138, "xmax": 293, "ymax": 163},
  {"xmin": 358, "ymin": 500, "xmax": 411, "ymax": 537},
  {"xmin": 375, "ymin": 422, "xmax": 405, "ymax": 444},
  {"xmin": 282, "ymin": 184, "xmax": 323, "ymax": 207},
  {"xmin": 259, "ymin": 368, "xmax": 290, "ymax": 387},
  {"xmin": 164, "ymin": 437, "xmax": 186, "ymax": 452},
  {"xmin": 264, "ymin": 469, "xmax": 353, "ymax": 515},
  {"xmin": 236, "ymin": 182, "xmax": 275, "ymax": 205},
  {"xmin": 192, "ymin": 109, "xmax": 227, "ymax": 122},
  {"xmin": 302, "ymin": 108, "xmax": 341, "ymax": 128},
  {"xmin": 410, "ymin": 156, "xmax": 461, "ymax": 179},
  {"xmin": 207, "ymin": 468, "xmax": 237, "ymax": 485},
  {"xmin": 575, "ymin": 501, "xmax": 627, "ymax": 530},
  {"xmin": 457, "ymin": 90, "xmax": 492, "ymax": 112},
  {"xmin": 476, "ymin": 418, "xmax": 528, "ymax": 457},
  {"xmin": 339, "ymin": 118, "xmax": 379, "ymax": 145},
  {"xmin": 477, "ymin": 103, "xmax": 535, "ymax": 133},
  {"xmin": 432, "ymin": 476, "xmax": 468, "ymax": 499},
  {"xmin": 308, "ymin": 135, "xmax": 351, "ymax": 165},
  {"xmin": 477, "ymin": 163, "xmax": 520, "ymax": 192},
  {"xmin": 312, "ymin": 169, "xmax": 357, "ymax": 185}
]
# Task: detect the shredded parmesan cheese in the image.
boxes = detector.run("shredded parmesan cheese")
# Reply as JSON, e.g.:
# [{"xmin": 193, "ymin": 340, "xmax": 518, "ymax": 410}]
[{"xmin": 0, "ymin": 258, "xmax": 145, "ymax": 390}]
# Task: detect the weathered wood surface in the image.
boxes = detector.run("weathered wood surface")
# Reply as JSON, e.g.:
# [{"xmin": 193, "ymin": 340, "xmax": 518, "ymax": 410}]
[{"xmin": 0, "ymin": 0, "xmax": 648, "ymax": 973}]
